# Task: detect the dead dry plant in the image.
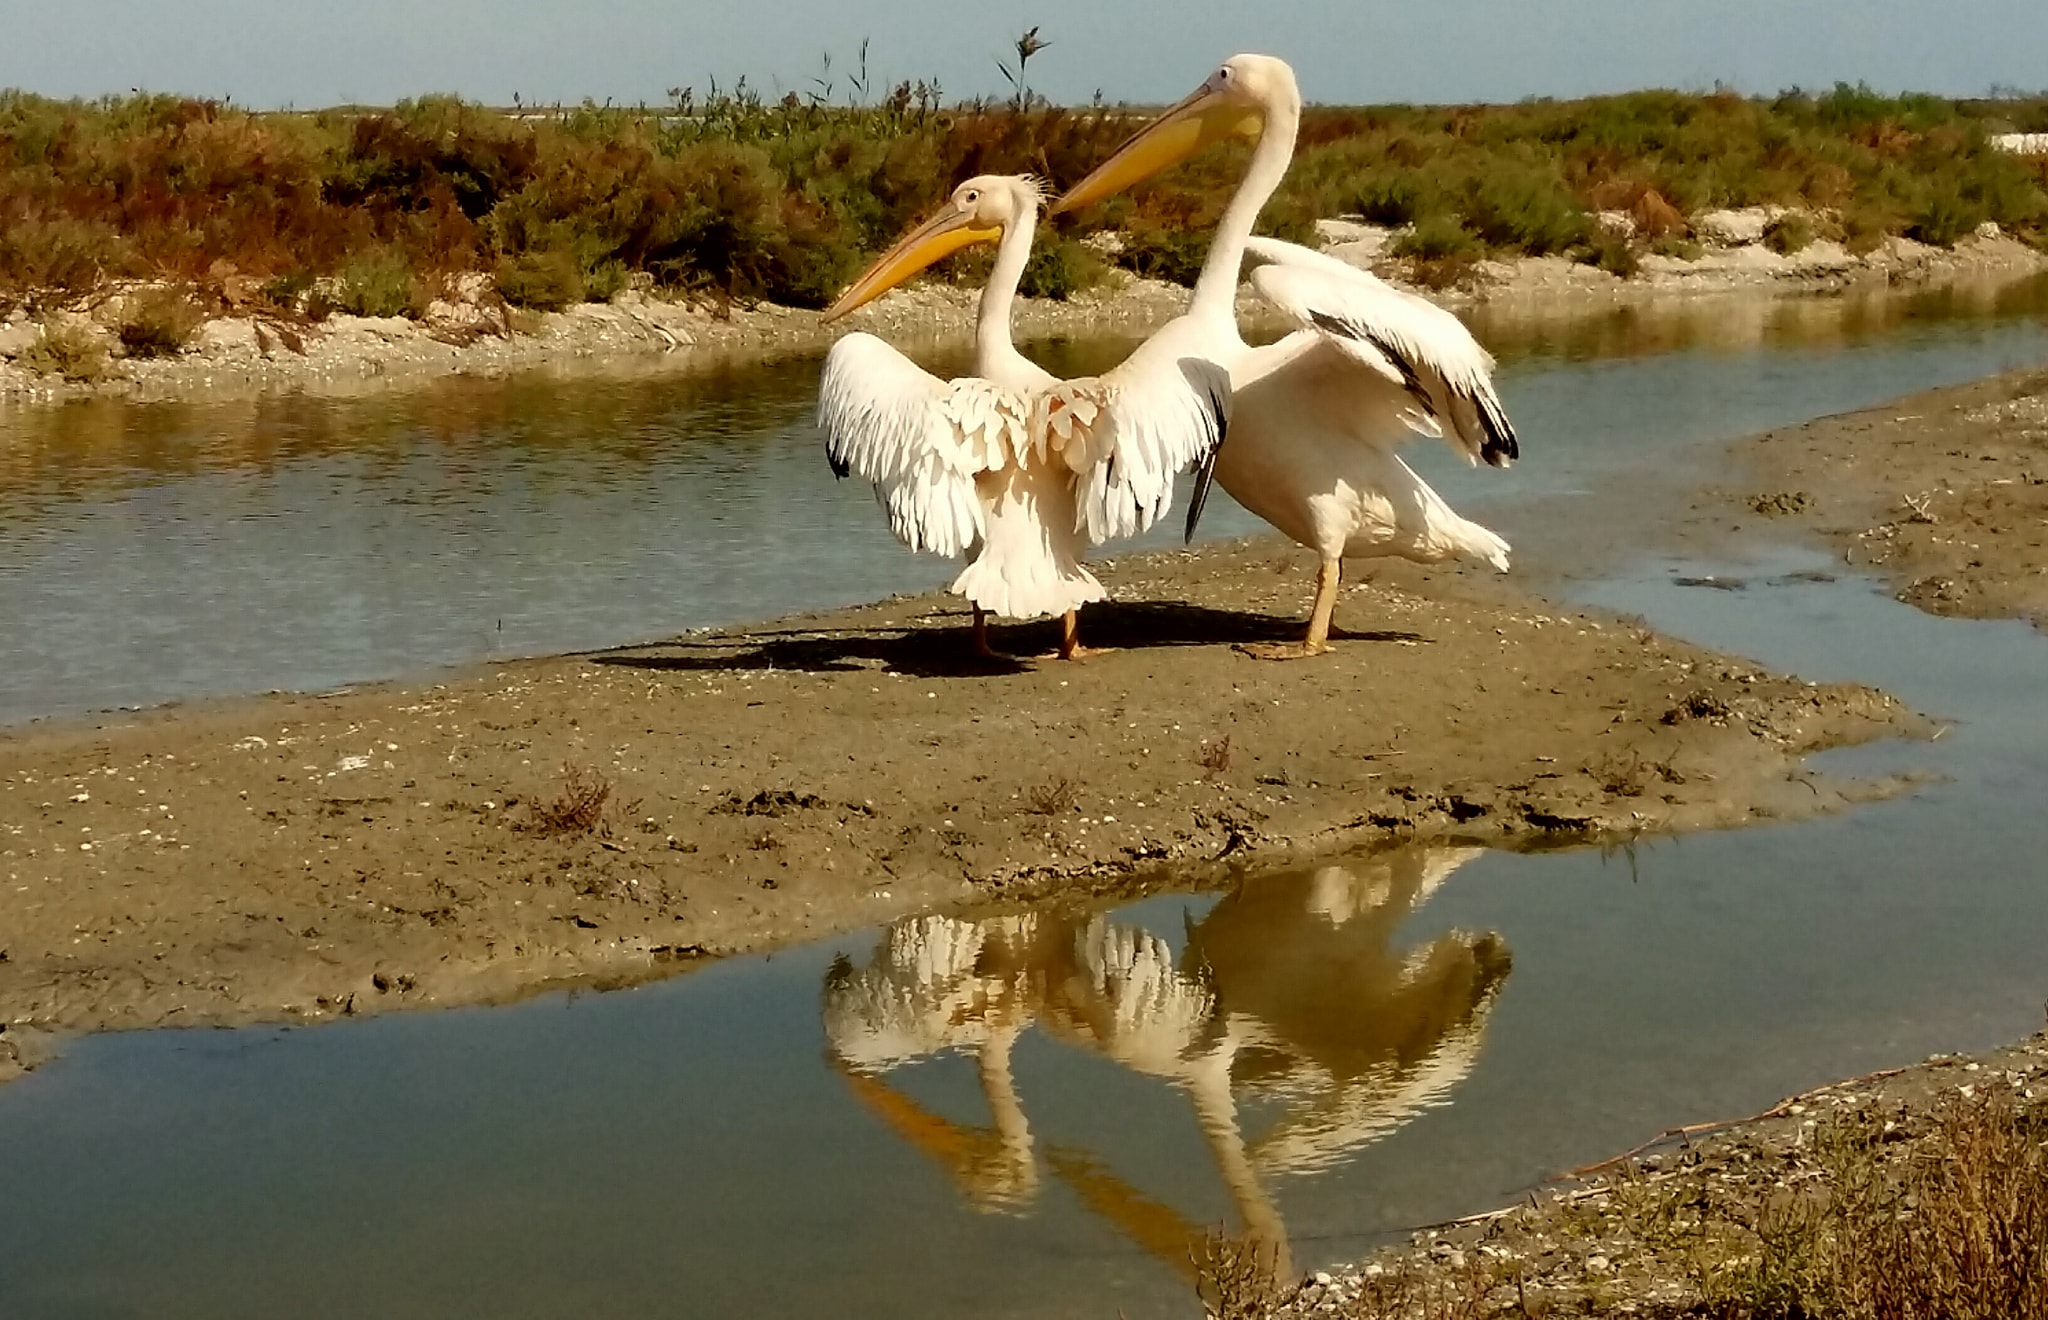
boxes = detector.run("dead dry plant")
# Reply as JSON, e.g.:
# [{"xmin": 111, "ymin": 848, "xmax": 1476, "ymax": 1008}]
[
  {"xmin": 1191, "ymin": 1233, "xmax": 1289, "ymax": 1320},
  {"xmin": 1025, "ymin": 775, "xmax": 1078, "ymax": 816},
  {"xmin": 525, "ymin": 763, "xmax": 614, "ymax": 835},
  {"xmin": 1829, "ymin": 1083, "xmax": 2048, "ymax": 1319}
]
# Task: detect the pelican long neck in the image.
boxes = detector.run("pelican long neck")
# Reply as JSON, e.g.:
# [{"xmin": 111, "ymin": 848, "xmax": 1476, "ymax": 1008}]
[
  {"xmin": 1190, "ymin": 98, "xmax": 1300, "ymax": 324},
  {"xmin": 975, "ymin": 203, "xmax": 1038, "ymax": 375}
]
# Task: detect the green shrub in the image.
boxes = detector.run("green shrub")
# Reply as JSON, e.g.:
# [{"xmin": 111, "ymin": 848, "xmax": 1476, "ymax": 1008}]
[
  {"xmin": 584, "ymin": 258, "xmax": 629, "ymax": 302},
  {"xmin": 258, "ymin": 271, "xmax": 316, "ymax": 314},
  {"xmin": 1112, "ymin": 220, "xmax": 1210, "ymax": 287},
  {"xmin": 1350, "ymin": 171, "xmax": 1432, "ymax": 226},
  {"xmin": 1017, "ymin": 234, "xmax": 1108, "ymax": 300},
  {"xmin": 1393, "ymin": 214, "xmax": 1482, "ymax": 261},
  {"xmin": 1763, "ymin": 212, "xmax": 1817, "ymax": 254},
  {"xmin": 19, "ymin": 319, "xmax": 111, "ymax": 381},
  {"xmin": 1581, "ymin": 232, "xmax": 1641, "ymax": 276},
  {"xmin": 1910, "ymin": 190, "xmax": 1984, "ymax": 246},
  {"xmin": 1465, "ymin": 165, "xmax": 1593, "ymax": 253},
  {"xmin": 1651, "ymin": 234, "xmax": 1705, "ymax": 260},
  {"xmin": 116, "ymin": 286, "xmax": 205, "ymax": 357},
  {"xmin": 494, "ymin": 249, "xmax": 585, "ymax": 310},
  {"xmin": 334, "ymin": 252, "xmax": 426, "ymax": 318}
]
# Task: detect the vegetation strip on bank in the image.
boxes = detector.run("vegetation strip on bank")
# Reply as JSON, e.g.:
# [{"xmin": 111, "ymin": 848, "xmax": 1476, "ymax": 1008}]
[
  {"xmin": 2, "ymin": 79, "xmax": 2046, "ymax": 378},
  {"xmin": 1218, "ymin": 1034, "xmax": 2048, "ymax": 1319}
]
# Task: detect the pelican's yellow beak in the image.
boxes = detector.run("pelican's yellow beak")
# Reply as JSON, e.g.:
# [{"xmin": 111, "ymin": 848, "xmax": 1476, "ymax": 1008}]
[
  {"xmin": 1050, "ymin": 88, "xmax": 1265, "ymax": 216},
  {"xmin": 822, "ymin": 207, "xmax": 1003, "ymax": 322}
]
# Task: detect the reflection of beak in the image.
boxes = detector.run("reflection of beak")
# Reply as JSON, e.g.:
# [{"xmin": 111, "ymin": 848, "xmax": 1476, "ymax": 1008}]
[
  {"xmin": 822, "ymin": 208, "xmax": 1003, "ymax": 322},
  {"xmin": 1050, "ymin": 88, "xmax": 1265, "ymax": 216}
]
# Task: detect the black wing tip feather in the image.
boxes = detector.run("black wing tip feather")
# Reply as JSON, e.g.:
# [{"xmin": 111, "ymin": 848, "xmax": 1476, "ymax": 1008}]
[
  {"xmin": 1311, "ymin": 306, "xmax": 1521, "ymax": 467},
  {"xmin": 1180, "ymin": 360, "xmax": 1231, "ymax": 544},
  {"xmin": 1476, "ymin": 396, "xmax": 1519, "ymax": 467},
  {"xmin": 822, "ymin": 428, "xmax": 853, "ymax": 478},
  {"xmin": 1308, "ymin": 309, "xmax": 1437, "ymax": 416},
  {"xmin": 1183, "ymin": 453, "xmax": 1216, "ymax": 544}
]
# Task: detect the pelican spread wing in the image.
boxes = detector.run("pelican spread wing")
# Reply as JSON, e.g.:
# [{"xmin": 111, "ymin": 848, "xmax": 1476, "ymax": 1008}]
[
  {"xmin": 1045, "ymin": 354, "xmax": 1231, "ymax": 545},
  {"xmin": 818, "ymin": 331, "xmax": 1030, "ymax": 558},
  {"xmin": 1242, "ymin": 236, "xmax": 1518, "ymax": 469}
]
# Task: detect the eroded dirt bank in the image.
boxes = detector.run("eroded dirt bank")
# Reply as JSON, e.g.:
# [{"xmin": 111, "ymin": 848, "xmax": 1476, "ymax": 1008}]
[
  {"xmin": 0, "ymin": 540, "xmax": 1921, "ymax": 1071},
  {"xmin": 1729, "ymin": 364, "xmax": 2048, "ymax": 629}
]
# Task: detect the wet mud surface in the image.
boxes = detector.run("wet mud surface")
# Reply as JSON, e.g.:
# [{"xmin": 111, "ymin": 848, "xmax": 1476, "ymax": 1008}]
[{"xmin": 1730, "ymin": 365, "xmax": 2048, "ymax": 629}]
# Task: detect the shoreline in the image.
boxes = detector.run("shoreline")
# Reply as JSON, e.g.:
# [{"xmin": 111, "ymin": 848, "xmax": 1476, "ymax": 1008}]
[
  {"xmin": 0, "ymin": 536, "xmax": 1923, "ymax": 1078},
  {"xmin": 3, "ymin": 221, "xmax": 2041, "ymax": 411},
  {"xmin": 1262, "ymin": 1030, "xmax": 2048, "ymax": 1317}
]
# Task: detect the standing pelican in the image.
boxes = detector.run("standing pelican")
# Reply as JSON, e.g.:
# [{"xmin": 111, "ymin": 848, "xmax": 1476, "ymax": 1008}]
[
  {"xmin": 1052, "ymin": 55, "xmax": 1520, "ymax": 658},
  {"xmin": 819, "ymin": 175, "xmax": 1227, "ymax": 659}
]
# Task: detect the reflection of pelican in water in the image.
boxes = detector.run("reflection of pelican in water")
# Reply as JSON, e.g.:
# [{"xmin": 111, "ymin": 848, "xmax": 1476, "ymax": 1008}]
[
  {"xmin": 821, "ymin": 914, "xmax": 1061, "ymax": 1212},
  {"xmin": 820, "ymin": 845, "xmax": 1512, "ymax": 1286}
]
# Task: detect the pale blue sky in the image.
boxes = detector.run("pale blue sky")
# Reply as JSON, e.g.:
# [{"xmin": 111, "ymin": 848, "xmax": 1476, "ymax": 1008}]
[{"xmin": 4, "ymin": 0, "xmax": 2044, "ymax": 108}]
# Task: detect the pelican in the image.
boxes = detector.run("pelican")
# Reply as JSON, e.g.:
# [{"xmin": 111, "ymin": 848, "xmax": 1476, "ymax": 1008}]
[
  {"xmin": 818, "ymin": 174, "xmax": 1228, "ymax": 659},
  {"xmin": 1051, "ymin": 55, "xmax": 1521, "ymax": 659}
]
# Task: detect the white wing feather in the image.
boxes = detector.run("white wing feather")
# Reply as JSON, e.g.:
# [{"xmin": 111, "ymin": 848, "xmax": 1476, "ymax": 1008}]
[
  {"xmin": 818, "ymin": 332, "xmax": 1028, "ymax": 558},
  {"xmin": 1040, "ymin": 352, "xmax": 1232, "ymax": 546},
  {"xmin": 1243, "ymin": 237, "xmax": 1519, "ymax": 469}
]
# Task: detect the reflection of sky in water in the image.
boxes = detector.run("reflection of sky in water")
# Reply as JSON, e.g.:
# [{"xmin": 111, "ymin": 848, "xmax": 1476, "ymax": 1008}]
[{"xmin": 3, "ymin": 274, "xmax": 2047, "ymax": 724}]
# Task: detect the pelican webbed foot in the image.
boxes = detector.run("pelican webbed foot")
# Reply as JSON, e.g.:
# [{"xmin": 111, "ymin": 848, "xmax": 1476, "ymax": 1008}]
[
  {"xmin": 971, "ymin": 606, "xmax": 1017, "ymax": 661},
  {"xmin": 1031, "ymin": 609, "xmax": 1111, "ymax": 661},
  {"xmin": 1234, "ymin": 639, "xmax": 1332, "ymax": 661}
]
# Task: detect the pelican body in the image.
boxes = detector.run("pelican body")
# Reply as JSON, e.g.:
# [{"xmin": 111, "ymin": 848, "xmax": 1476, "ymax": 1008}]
[
  {"xmin": 818, "ymin": 176, "xmax": 1228, "ymax": 658},
  {"xmin": 1053, "ymin": 55, "xmax": 1521, "ymax": 658}
]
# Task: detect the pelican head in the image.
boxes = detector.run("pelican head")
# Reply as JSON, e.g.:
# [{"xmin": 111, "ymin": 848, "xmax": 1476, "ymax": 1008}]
[
  {"xmin": 822, "ymin": 174, "xmax": 1046, "ymax": 322},
  {"xmin": 1050, "ymin": 54, "xmax": 1295, "ymax": 216}
]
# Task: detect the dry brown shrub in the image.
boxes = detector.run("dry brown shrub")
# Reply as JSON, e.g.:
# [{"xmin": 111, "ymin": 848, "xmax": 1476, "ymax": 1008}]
[
  {"xmin": 526, "ymin": 763, "xmax": 613, "ymax": 835},
  {"xmin": 116, "ymin": 286, "xmax": 205, "ymax": 357},
  {"xmin": 1631, "ymin": 188, "xmax": 1688, "ymax": 239},
  {"xmin": 1024, "ymin": 775, "xmax": 1077, "ymax": 816}
]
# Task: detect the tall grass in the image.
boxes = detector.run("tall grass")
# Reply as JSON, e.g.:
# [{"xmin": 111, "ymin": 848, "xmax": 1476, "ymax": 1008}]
[{"xmin": 2, "ymin": 79, "xmax": 2045, "ymax": 314}]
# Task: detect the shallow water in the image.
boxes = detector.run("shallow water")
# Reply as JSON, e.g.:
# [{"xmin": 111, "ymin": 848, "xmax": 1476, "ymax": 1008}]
[
  {"xmin": 2, "ymin": 279, "xmax": 2047, "ymax": 1317},
  {"xmin": 3, "ymin": 275, "xmax": 2047, "ymax": 726}
]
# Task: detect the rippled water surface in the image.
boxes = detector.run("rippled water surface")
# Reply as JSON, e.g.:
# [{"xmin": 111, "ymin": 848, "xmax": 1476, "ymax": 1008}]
[
  {"xmin": 4, "ymin": 275, "xmax": 2047, "ymax": 725},
  {"xmin": 2, "ymin": 278, "xmax": 2046, "ymax": 1318}
]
